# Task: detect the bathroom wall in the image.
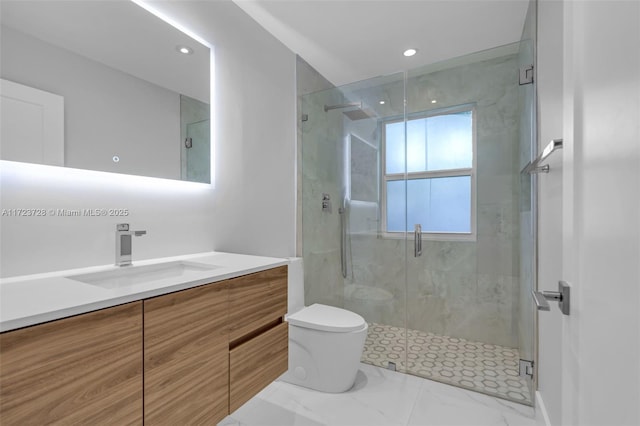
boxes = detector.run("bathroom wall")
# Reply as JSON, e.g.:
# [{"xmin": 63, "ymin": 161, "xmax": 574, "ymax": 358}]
[
  {"xmin": 346, "ymin": 51, "xmax": 523, "ymax": 348},
  {"xmin": 0, "ymin": 0, "xmax": 296, "ymax": 277},
  {"xmin": 535, "ymin": 2, "xmax": 640, "ymax": 424},
  {"xmin": 559, "ymin": 1, "xmax": 640, "ymax": 424}
]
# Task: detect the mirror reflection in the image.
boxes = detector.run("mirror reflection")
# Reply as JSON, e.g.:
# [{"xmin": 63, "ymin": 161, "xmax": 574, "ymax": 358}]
[{"xmin": 0, "ymin": 1, "xmax": 211, "ymax": 183}]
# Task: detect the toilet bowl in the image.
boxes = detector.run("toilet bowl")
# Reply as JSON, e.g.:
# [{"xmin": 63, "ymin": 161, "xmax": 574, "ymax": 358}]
[{"xmin": 283, "ymin": 259, "xmax": 368, "ymax": 393}]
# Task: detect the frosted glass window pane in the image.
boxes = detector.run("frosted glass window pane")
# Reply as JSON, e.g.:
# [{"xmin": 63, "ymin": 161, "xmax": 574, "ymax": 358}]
[
  {"xmin": 389, "ymin": 176, "xmax": 470, "ymax": 233},
  {"xmin": 386, "ymin": 180, "xmax": 406, "ymax": 232},
  {"xmin": 386, "ymin": 110, "xmax": 472, "ymax": 175},
  {"xmin": 384, "ymin": 108, "xmax": 473, "ymax": 235},
  {"xmin": 406, "ymin": 179, "xmax": 430, "ymax": 231},
  {"xmin": 421, "ymin": 176, "xmax": 471, "ymax": 233},
  {"xmin": 425, "ymin": 112, "xmax": 472, "ymax": 171},
  {"xmin": 407, "ymin": 176, "xmax": 471, "ymax": 232},
  {"xmin": 406, "ymin": 118, "xmax": 426, "ymax": 173},
  {"xmin": 385, "ymin": 121, "xmax": 405, "ymax": 174}
]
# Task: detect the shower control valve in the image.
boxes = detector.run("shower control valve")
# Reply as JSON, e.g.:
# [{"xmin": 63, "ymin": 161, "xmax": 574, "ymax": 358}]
[{"xmin": 322, "ymin": 193, "xmax": 332, "ymax": 212}]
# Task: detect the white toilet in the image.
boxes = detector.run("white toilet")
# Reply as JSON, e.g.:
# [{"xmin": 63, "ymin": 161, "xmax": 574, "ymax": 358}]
[{"xmin": 282, "ymin": 258, "xmax": 368, "ymax": 393}]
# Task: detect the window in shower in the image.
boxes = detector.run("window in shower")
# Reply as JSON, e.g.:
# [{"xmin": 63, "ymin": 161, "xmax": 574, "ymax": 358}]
[{"xmin": 382, "ymin": 105, "xmax": 476, "ymax": 238}]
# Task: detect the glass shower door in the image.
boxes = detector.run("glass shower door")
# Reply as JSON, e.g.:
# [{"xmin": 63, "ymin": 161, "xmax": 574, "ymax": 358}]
[
  {"xmin": 299, "ymin": 41, "xmax": 536, "ymax": 405},
  {"xmin": 184, "ymin": 119, "xmax": 210, "ymax": 183},
  {"xmin": 402, "ymin": 42, "xmax": 535, "ymax": 405},
  {"xmin": 180, "ymin": 94, "xmax": 210, "ymax": 184},
  {"xmin": 517, "ymin": 34, "xmax": 537, "ymax": 404},
  {"xmin": 300, "ymin": 72, "xmax": 410, "ymax": 373}
]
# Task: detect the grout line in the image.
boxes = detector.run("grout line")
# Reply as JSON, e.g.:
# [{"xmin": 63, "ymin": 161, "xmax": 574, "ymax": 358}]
[{"xmin": 403, "ymin": 374, "xmax": 425, "ymax": 426}]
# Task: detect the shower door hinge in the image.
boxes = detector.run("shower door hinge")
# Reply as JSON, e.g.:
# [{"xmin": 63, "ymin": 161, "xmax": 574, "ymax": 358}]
[
  {"xmin": 301, "ymin": 114, "xmax": 309, "ymax": 122},
  {"xmin": 519, "ymin": 359, "xmax": 534, "ymax": 378},
  {"xmin": 519, "ymin": 65, "xmax": 534, "ymax": 85}
]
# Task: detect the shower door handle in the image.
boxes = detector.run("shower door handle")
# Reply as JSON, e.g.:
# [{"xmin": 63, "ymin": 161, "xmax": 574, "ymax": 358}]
[
  {"xmin": 339, "ymin": 206, "xmax": 347, "ymax": 278},
  {"xmin": 414, "ymin": 224, "xmax": 422, "ymax": 257}
]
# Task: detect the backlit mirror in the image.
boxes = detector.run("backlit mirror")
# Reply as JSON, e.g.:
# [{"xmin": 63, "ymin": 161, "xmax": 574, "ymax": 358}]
[{"xmin": 0, "ymin": 1, "xmax": 211, "ymax": 183}]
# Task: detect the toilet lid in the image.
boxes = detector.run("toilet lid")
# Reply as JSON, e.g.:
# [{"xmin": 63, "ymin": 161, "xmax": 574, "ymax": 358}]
[{"xmin": 287, "ymin": 303, "xmax": 366, "ymax": 333}]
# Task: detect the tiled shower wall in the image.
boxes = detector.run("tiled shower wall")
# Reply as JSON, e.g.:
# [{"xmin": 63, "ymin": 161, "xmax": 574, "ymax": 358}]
[{"xmin": 299, "ymin": 78, "xmax": 346, "ymax": 308}]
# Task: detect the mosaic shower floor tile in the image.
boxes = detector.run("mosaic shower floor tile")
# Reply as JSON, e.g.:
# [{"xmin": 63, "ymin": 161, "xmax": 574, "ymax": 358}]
[{"xmin": 362, "ymin": 323, "xmax": 533, "ymax": 405}]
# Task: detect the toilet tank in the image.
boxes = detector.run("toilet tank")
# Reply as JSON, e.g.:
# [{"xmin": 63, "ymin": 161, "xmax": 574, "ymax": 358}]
[{"xmin": 287, "ymin": 257, "xmax": 305, "ymax": 314}]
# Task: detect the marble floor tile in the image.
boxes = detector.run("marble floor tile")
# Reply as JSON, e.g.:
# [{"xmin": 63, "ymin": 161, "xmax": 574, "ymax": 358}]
[
  {"xmin": 220, "ymin": 363, "xmax": 536, "ymax": 426},
  {"xmin": 408, "ymin": 377, "xmax": 537, "ymax": 426}
]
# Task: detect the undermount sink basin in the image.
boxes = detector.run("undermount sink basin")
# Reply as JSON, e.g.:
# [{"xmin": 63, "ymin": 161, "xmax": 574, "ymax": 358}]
[{"xmin": 67, "ymin": 261, "xmax": 220, "ymax": 289}]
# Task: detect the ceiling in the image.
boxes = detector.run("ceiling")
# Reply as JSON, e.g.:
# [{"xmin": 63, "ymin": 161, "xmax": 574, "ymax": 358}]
[{"xmin": 233, "ymin": 0, "xmax": 530, "ymax": 87}]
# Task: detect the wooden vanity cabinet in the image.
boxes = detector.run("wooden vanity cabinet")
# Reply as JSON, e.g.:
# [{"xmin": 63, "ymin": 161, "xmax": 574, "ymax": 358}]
[
  {"xmin": 228, "ymin": 266, "xmax": 288, "ymax": 412},
  {"xmin": 0, "ymin": 264, "xmax": 289, "ymax": 424},
  {"xmin": 0, "ymin": 302, "xmax": 143, "ymax": 425},
  {"xmin": 143, "ymin": 265, "xmax": 289, "ymax": 421},
  {"xmin": 144, "ymin": 281, "xmax": 229, "ymax": 425}
]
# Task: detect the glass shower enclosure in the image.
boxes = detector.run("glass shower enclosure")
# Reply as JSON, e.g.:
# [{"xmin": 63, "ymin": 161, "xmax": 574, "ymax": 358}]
[{"xmin": 300, "ymin": 40, "xmax": 536, "ymax": 405}]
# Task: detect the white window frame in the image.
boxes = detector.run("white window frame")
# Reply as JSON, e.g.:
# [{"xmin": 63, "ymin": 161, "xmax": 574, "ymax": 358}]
[{"xmin": 380, "ymin": 104, "xmax": 477, "ymax": 241}]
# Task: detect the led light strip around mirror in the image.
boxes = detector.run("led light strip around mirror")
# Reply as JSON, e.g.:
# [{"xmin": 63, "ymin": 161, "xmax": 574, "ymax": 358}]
[{"xmin": 132, "ymin": 0, "xmax": 216, "ymax": 186}]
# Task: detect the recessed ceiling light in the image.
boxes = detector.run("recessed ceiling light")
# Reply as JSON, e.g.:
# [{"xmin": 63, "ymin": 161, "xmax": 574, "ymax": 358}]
[
  {"xmin": 176, "ymin": 45, "xmax": 193, "ymax": 55},
  {"xmin": 379, "ymin": 100, "xmax": 386, "ymax": 105},
  {"xmin": 403, "ymin": 48, "xmax": 418, "ymax": 57},
  {"xmin": 431, "ymin": 99, "xmax": 437, "ymax": 104}
]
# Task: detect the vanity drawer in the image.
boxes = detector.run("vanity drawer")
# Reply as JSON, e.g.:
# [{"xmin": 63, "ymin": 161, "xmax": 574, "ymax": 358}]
[
  {"xmin": 229, "ymin": 321, "xmax": 288, "ymax": 412},
  {"xmin": 228, "ymin": 266, "xmax": 287, "ymax": 342}
]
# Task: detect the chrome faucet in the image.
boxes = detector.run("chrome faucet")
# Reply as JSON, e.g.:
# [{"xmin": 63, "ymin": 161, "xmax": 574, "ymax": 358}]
[{"xmin": 115, "ymin": 223, "xmax": 146, "ymax": 267}]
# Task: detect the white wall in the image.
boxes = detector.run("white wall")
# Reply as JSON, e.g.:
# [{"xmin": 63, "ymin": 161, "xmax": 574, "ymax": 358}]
[
  {"xmin": 538, "ymin": 2, "xmax": 640, "ymax": 425},
  {"xmin": 0, "ymin": 163, "xmax": 215, "ymax": 277},
  {"xmin": 560, "ymin": 1, "xmax": 640, "ymax": 425},
  {"xmin": 148, "ymin": 1, "xmax": 297, "ymax": 260},
  {"xmin": 536, "ymin": 1, "xmax": 564, "ymax": 424},
  {"xmin": 0, "ymin": 0, "xmax": 297, "ymax": 277}
]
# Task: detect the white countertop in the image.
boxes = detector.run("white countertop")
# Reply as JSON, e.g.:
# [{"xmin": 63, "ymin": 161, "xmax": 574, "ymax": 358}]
[{"xmin": 0, "ymin": 251, "xmax": 288, "ymax": 332}]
